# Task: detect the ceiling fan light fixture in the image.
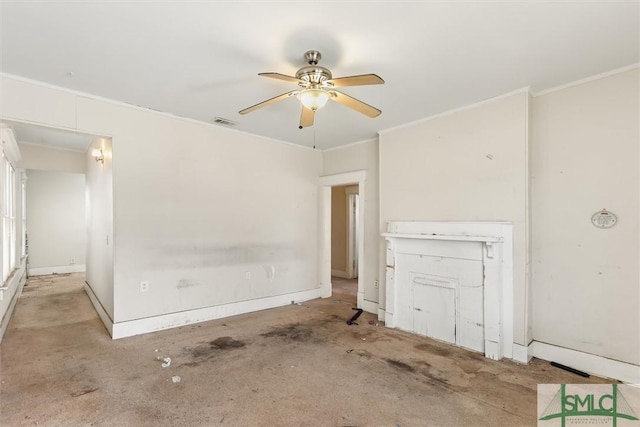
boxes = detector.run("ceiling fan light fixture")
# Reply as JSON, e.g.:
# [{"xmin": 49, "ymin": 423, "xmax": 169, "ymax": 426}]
[{"xmin": 298, "ymin": 89, "xmax": 330, "ymax": 111}]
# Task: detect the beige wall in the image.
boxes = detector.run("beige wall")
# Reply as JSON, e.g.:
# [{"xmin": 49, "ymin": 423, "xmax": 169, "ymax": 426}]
[
  {"xmin": 323, "ymin": 139, "xmax": 380, "ymax": 303},
  {"xmin": 531, "ymin": 68, "xmax": 639, "ymax": 365},
  {"xmin": 25, "ymin": 170, "xmax": 86, "ymax": 271},
  {"xmin": 379, "ymin": 92, "xmax": 530, "ymax": 345},
  {"xmin": 2, "ymin": 75, "xmax": 322, "ymax": 325}
]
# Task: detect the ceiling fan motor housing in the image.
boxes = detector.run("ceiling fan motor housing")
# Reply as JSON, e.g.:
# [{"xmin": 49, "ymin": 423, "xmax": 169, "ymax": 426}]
[{"xmin": 296, "ymin": 66, "xmax": 332, "ymax": 85}]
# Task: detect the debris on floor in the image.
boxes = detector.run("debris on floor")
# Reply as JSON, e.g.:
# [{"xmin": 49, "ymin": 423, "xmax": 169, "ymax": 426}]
[
  {"xmin": 155, "ymin": 349, "xmax": 172, "ymax": 367},
  {"xmin": 346, "ymin": 308, "xmax": 363, "ymax": 325},
  {"xmin": 550, "ymin": 361, "xmax": 590, "ymax": 377},
  {"xmin": 172, "ymin": 376, "xmax": 181, "ymax": 383}
]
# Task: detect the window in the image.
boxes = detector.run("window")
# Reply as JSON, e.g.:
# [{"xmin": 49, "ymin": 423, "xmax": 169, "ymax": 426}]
[{"xmin": 2, "ymin": 153, "xmax": 17, "ymax": 283}]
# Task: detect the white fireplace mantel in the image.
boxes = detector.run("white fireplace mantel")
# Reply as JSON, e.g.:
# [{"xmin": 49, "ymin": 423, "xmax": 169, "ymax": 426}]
[{"xmin": 383, "ymin": 221, "xmax": 514, "ymax": 361}]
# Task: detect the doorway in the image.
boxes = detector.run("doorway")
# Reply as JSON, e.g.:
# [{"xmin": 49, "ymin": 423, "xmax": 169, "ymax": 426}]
[
  {"xmin": 318, "ymin": 170, "xmax": 366, "ymax": 309},
  {"xmin": 330, "ymin": 185, "xmax": 359, "ymax": 302}
]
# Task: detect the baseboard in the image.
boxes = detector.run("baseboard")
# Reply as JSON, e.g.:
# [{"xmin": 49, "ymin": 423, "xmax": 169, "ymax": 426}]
[
  {"xmin": 29, "ymin": 265, "xmax": 86, "ymax": 276},
  {"xmin": 83, "ymin": 283, "xmax": 114, "ymax": 337},
  {"xmin": 0, "ymin": 265, "xmax": 27, "ymax": 343},
  {"xmin": 111, "ymin": 288, "xmax": 321, "ymax": 340},
  {"xmin": 360, "ymin": 298, "xmax": 378, "ymax": 315},
  {"xmin": 512, "ymin": 342, "xmax": 532, "ymax": 364},
  {"xmin": 331, "ymin": 269, "xmax": 349, "ymax": 279},
  {"xmin": 378, "ymin": 308, "xmax": 385, "ymax": 322},
  {"xmin": 531, "ymin": 341, "xmax": 640, "ymax": 384}
]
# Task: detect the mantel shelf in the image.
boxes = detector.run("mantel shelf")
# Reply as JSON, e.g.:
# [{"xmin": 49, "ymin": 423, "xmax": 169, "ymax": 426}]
[{"xmin": 381, "ymin": 232, "xmax": 503, "ymax": 243}]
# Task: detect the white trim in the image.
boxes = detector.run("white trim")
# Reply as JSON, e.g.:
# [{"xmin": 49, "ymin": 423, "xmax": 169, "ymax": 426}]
[
  {"xmin": 331, "ymin": 269, "xmax": 349, "ymax": 279},
  {"xmin": 319, "ymin": 170, "xmax": 366, "ymax": 187},
  {"xmin": 1, "ymin": 117, "xmax": 112, "ymax": 140},
  {"xmin": 318, "ymin": 170, "xmax": 367, "ymax": 309},
  {"xmin": 28, "ymin": 264, "xmax": 86, "ymax": 276},
  {"xmin": 0, "ymin": 264, "xmax": 26, "ymax": 342},
  {"xmin": 377, "ymin": 307, "xmax": 385, "ymax": 322},
  {"xmin": 383, "ymin": 221, "xmax": 514, "ymax": 361},
  {"xmin": 84, "ymin": 282, "xmax": 114, "ymax": 337},
  {"xmin": 346, "ymin": 192, "xmax": 358, "ymax": 279},
  {"xmin": 531, "ymin": 341, "xmax": 640, "ymax": 384},
  {"xmin": 321, "ymin": 137, "xmax": 377, "ymax": 153},
  {"xmin": 18, "ymin": 140, "xmax": 89, "ymax": 153},
  {"xmin": 1, "ymin": 73, "xmax": 317, "ymax": 153},
  {"xmin": 1, "ymin": 126, "xmax": 22, "ymax": 162},
  {"xmin": 512, "ymin": 342, "xmax": 532, "ymax": 364},
  {"xmin": 533, "ymin": 63, "xmax": 639, "ymax": 97},
  {"xmin": 360, "ymin": 298, "xmax": 378, "ymax": 315},
  {"xmin": 378, "ymin": 87, "xmax": 531, "ymax": 135},
  {"xmin": 111, "ymin": 288, "xmax": 320, "ymax": 339}
]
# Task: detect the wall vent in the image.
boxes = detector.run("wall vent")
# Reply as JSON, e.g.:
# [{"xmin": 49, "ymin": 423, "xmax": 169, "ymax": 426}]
[{"xmin": 212, "ymin": 117, "xmax": 237, "ymax": 127}]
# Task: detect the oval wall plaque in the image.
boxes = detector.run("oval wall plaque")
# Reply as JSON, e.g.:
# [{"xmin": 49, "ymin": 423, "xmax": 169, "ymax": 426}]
[{"xmin": 591, "ymin": 209, "xmax": 617, "ymax": 229}]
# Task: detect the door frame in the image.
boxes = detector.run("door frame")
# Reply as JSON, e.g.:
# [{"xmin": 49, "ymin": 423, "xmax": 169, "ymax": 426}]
[
  {"xmin": 318, "ymin": 170, "xmax": 366, "ymax": 308},
  {"xmin": 346, "ymin": 189, "xmax": 359, "ymax": 279}
]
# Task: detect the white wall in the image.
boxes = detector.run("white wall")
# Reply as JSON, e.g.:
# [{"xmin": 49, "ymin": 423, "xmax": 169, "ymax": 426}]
[
  {"xmin": 85, "ymin": 137, "xmax": 114, "ymax": 320},
  {"xmin": 1, "ymin": 75, "xmax": 322, "ymax": 329},
  {"xmin": 25, "ymin": 169, "xmax": 86, "ymax": 275},
  {"xmin": 323, "ymin": 139, "xmax": 380, "ymax": 303},
  {"xmin": 531, "ymin": 68, "xmax": 639, "ymax": 365},
  {"xmin": 379, "ymin": 92, "xmax": 530, "ymax": 346},
  {"xmin": 16, "ymin": 142, "xmax": 85, "ymax": 174}
]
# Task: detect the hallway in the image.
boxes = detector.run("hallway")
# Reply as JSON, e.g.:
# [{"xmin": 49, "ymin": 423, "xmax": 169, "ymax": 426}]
[{"xmin": 1, "ymin": 274, "xmax": 607, "ymax": 426}]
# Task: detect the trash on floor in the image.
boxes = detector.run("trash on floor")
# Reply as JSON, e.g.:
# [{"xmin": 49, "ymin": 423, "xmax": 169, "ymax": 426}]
[
  {"xmin": 162, "ymin": 357, "xmax": 172, "ymax": 368},
  {"xmin": 346, "ymin": 308, "xmax": 363, "ymax": 325},
  {"xmin": 172, "ymin": 376, "xmax": 181, "ymax": 383},
  {"xmin": 550, "ymin": 361, "xmax": 590, "ymax": 377}
]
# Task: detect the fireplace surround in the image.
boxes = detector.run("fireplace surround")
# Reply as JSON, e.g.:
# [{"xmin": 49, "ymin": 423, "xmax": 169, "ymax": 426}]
[{"xmin": 382, "ymin": 221, "xmax": 513, "ymax": 360}]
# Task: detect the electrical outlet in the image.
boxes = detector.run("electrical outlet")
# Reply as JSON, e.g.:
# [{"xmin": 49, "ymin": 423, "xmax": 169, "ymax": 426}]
[
  {"xmin": 70, "ymin": 258, "xmax": 76, "ymax": 265},
  {"xmin": 245, "ymin": 271, "xmax": 251, "ymax": 280},
  {"xmin": 374, "ymin": 280, "xmax": 379, "ymax": 289},
  {"xmin": 140, "ymin": 281, "xmax": 149, "ymax": 293}
]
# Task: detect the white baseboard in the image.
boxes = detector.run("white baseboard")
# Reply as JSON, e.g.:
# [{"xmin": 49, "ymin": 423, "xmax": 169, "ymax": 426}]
[
  {"xmin": 378, "ymin": 308, "xmax": 385, "ymax": 322},
  {"xmin": 83, "ymin": 283, "xmax": 114, "ymax": 337},
  {"xmin": 360, "ymin": 298, "xmax": 378, "ymax": 315},
  {"xmin": 331, "ymin": 269, "xmax": 349, "ymax": 279},
  {"xmin": 110, "ymin": 288, "xmax": 321, "ymax": 340},
  {"xmin": 0, "ymin": 265, "xmax": 27, "ymax": 342},
  {"xmin": 512, "ymin": 342, "xmax": 532, "ymax": 364},
  {"xmin": 532, "ymin": 341, "xmax": 640, "ymax": 384},
  {"xmin": 29, "ymin": 265, "xmax": 86, "ymax": 276}
]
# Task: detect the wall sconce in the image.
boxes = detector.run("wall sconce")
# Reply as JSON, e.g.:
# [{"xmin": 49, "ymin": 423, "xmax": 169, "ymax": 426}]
[{"xmin": 92, "ymin": 148, "xmax": 104, "ymax": 163}]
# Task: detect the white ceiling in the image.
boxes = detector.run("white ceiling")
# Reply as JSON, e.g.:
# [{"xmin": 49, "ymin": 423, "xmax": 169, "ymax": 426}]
[{"xmin": 1, "ymin": 1, "xmax": 638, "ymax": 150}]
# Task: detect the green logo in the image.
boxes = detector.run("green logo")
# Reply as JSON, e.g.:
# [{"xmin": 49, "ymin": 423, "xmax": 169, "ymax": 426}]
[{"xmin": 539, "ymin": 384, "xmax": 639, "ymax": 427}]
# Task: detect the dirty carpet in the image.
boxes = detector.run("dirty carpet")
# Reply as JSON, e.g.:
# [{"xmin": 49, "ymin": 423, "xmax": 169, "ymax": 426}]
[{"xmin": 0, "ymin": 274, "xmax": 608, "ymax": 426}]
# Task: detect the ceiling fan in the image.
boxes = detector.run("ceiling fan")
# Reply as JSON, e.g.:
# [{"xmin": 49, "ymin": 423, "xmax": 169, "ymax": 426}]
[{"xmin": 239, "ymin": 50, "xmax": 384, "ymax": 128}]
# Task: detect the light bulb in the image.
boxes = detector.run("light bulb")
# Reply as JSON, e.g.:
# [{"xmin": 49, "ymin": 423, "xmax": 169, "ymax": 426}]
[{"xmin": 298, "ymin": 89, "xmax": 330, "ymax": 111}]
